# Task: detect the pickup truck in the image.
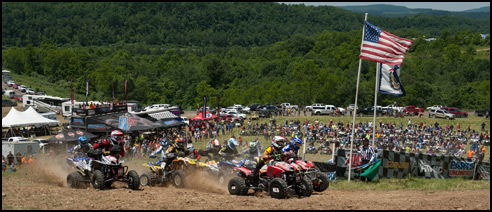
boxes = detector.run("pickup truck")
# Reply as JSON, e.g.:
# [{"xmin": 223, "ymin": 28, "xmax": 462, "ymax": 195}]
[
  {"xmin": 475, "ymin": 107, "xmax": 490, "ymax": 117},
  {"xmin": 280, "ymin": 103, "xmax": 298, "ymax": 110},
  {"xmin": 305, "ymin": 103, "xmax": 324, "ymax": 111},
  {"xmin": 441, "ymin": 107, "xmax": 468, "ymax": 118},
  {"xmin": 381, "ymin": 104, "xmax": 403, "ymax": 113},
  {"xmin": 356, "ymin": 106, "xmax": 384, "ymax": 116},
  {"xmin": 402, "ymin": 106, "xmax": 424, "ymax": 115}
]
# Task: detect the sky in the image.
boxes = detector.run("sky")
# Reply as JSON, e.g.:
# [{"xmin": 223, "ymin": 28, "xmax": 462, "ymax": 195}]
[{"xmin": 280, "ymin": 2, "xmax": 490, "ymax": 12}]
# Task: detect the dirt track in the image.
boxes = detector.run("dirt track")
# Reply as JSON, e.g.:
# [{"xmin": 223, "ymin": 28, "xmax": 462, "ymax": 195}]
[{"xmin": 2, "ymin": 159, "xmax": 490, "ymax": 210}]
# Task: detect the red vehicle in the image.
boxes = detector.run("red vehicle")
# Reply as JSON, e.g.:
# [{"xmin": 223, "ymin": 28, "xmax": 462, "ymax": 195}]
[
  {"xmin": 228, "ymin": 160, "xmax": 312, "ymax": 199},
  {"xmin": 13, "ymin": 94, "xmax": 23, "ymax": 102},
  {"xmin": 291, "ymin": 159, "xmax": 329, "ymax": 192},
  {"xmin": 441, "ymin": 107, "xmax": 468, "ymax": 118},
  {"xmin": 402, "ymin": 106, "xmax": 424, "ymax": 115},
  {"xmin": 12, "ymin": 83, "xmax": 20, "ymax": 89}
]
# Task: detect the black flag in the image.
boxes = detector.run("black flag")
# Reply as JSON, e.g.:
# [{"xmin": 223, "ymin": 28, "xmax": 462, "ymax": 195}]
[{"xmin": 202, "ymin": 96, "xmax": 207, "ymax": 118}]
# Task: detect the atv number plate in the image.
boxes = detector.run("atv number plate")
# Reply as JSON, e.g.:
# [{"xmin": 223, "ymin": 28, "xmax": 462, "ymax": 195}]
[
  {"xmin": 272, "ymin": 187, "xmax": 280, "ymax": 193},
  {"xmin": 118, "ymin": 168, "xmax": 124, "ymax": 176}
]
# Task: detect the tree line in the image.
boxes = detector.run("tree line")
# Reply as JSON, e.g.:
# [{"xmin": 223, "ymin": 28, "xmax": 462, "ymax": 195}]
[{"xmin": 2, "ymin": 28, "xmax": 489, "ymax": 109}]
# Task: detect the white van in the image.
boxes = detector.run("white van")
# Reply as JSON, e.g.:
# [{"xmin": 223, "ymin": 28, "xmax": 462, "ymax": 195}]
[{"xmin": 4, "ymin": 90, "xmax": 15, "ymax": 98}]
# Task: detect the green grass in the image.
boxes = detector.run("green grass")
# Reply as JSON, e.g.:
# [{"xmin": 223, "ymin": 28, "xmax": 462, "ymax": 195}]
[
  {"xmin": 331, "ymin": 176, "xmax": 490, "ymax": 190},
  {"xmin": 8, "ymin": 72, "xmax": 87, "ymax": 100}
]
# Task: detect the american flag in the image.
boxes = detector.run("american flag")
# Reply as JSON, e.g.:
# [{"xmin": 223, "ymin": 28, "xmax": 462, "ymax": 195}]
[{"xmin": 360, "ymin": 21, "xmax": 413, "ymax": 66}]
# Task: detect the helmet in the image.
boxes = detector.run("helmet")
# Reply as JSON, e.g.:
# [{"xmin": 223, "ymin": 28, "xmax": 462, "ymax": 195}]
[
  {"xmin": 272, "ymin": 136, "xmax": 287, "ymax": 150},
  {"xmin": 160, "ymin": 139, "xmax": 168, "ymax": 148},
  {"xmin": 187, "ymin": 143, "xmax": 194, "ymax": 149},
  {"xmin": 293, "ymin": 136, "xmax": 303, "ymax": 145},
  {"xmin": 228, "ymin": 138, "xmax": 239, "ymax": 151},
  {"xmin": 176, "ymin": 137, "xmax": 185, "ymax": 148},
  {"xmin": 111, "ymin": 130, "xmax": 124, "ymax": 145},
  {"xmin": 212, "ymin": 139, "xmax": 221, "ymax": 149},
  {"xmin": 78, "ymin": 136, "xmax": 88, "ymax": 147}
]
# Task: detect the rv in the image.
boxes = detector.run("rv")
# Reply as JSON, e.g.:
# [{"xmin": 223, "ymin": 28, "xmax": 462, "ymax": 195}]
[
  {"xmin": 23, "ymin": 95, "xmax": 70, "ymax": 113},
  {"xmin": 4, "ymin": 90, "xmax": 15, "ymax": 98},
  {"xmin": 2, "ymin": 137, "xmax": 41, "ymax": 156}
]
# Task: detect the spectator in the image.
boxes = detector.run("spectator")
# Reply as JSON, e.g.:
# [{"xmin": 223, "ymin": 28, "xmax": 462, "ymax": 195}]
[
  {"xmin": 7, "ymin": 151, "xmax": 14, "ymax": 166},
  {"xmin": 9, "ymin": 163, "xmax": 17, "ymax": 173},
  {"xmin": 28, "ymin": 155, "xmax": 34, "ymax": 165},
  {"xmin": 467, "ymin": 149, "xmax": 475, "ymax": 158},
  {"xmin": 482, "ymin": 122, "xmax": 486, "ymax": 132},
  {"xmin": 15, "ymin": 151, "xmax": 22, "ymax": 167}
]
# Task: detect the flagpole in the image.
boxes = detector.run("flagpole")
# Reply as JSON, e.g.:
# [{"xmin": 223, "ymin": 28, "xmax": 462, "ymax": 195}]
[
  {"xmin": 372, "ymin": 62, "xmax": 380, "ymax": 150},
  {"xmin": 348, "ymin": 13, "xmax": 368, "ymax": 183}
]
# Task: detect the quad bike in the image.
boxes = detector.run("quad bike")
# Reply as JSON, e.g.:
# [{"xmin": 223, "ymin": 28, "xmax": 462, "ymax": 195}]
[
  {"xmin": 290, "ymin": 158, "xmax": 329, "ymax": 192},
  {"xmin": 306, "ymin": 144, "xmax": 318, "ymax": 154},
  {"xmin": 139, "ymin": 153, "xmax": 196, "ymax": 188},
  {"xmin": 320, "ymin": 145, "xmax": 332, "ymax": 155},
  {"xmin": 228, "ymin": 160, "xmax": 313, "ymax": 199},
  {"xmin": 66, "ymin": 149, "xmax": 140, "ymax": 190}
]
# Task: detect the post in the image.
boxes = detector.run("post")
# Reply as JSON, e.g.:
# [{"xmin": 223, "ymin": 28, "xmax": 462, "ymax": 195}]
[
  {"xmin": 348, "ymin": 13, "xmax": 368, "ymax": 182},
  {"xmin": 372, "ymin": 62, "xmax": 380, "ymax": 149}
]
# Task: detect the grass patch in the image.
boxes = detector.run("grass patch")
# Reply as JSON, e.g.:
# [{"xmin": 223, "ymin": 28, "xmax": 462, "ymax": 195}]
[{"xmin": 331, "ymin": 176, "xmax": 490, "ymax": 190}]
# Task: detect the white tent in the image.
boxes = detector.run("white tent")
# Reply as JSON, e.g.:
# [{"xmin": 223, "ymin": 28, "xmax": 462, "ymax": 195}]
[{"xmin": 2, "ymin": 107, "xmax": 59, "ymax": 128}]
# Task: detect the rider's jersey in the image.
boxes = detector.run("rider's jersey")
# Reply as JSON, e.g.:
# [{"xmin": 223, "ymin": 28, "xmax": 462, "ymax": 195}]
[
  {"xmin": 93, "ymin": 140, "xmax": 125, "ymax": 158},
  {"xmin": 281, "ymin": 142, "xmax": 300, "ymax": 155},
  {"xmin": 259, "ymin": 146, "xmax": 288, "ymax": 163},
  {"xmin": 73, "ymin": 143, "xmax": 93, "ymax": 154}
]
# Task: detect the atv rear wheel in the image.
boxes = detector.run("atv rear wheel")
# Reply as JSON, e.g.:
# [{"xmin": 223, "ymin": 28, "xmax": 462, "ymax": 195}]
[
  {"xmin": 171, "ymin": 170, "xmax": 185, "ymax": 188},
  {"xmin": 127, "ymin": 170, "xmax": 140, "ymax": 190},
  {"xmin": 67, "ymin": 171, "xmax": 83, "ymax": 188},
  {"xmin": 92, "ymin": 170, "xmax": 105, "ymax": 190},
  {"xmin": 312, "ymin": 172, "xmax": 329, "ymax": 192},
  {"xmin": 268, "ymin": 178, "xmax": 288, "ymax": 199},
  {"xmin": 228, "ymin": 177, "xmax": 248, "ymax": 196},
  {"xmin": 140, "ymin": 172, "xmax": 157, "ymax": 187}
]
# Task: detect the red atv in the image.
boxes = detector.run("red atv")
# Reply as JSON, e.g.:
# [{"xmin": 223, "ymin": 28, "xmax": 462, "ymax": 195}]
[
  {"xmin": 290, "ymin": 159, "xmax": 329, "ymax": 192},
  {"xmin": 228, "ymin": 160, "xmax": 313, "ymax": 199}
]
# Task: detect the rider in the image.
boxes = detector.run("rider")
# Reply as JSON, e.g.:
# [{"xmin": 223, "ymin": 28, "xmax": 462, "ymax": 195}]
[
  {"xmin": 156, "ymin": 137, "xmax": 191, "ymax": 172},
  {"xmin": 282, "ymin": 136, "xmax": 303, "ymax": 158},
  {"xmin": 186, "ymin": 143, "xmax": 201, "ymax": 160},
  {"xmin": 72, "ymin": 136, "xmax": 93, "ymax": 157},
  {"xmin": 240, "ymin": 139, "xmax": 262, "ymax": 160},
  {"xmin": 199, "ymin": 139, "xmax": 222, "ymax": 161},
  {"xmin": 149, "ymin": 138, "xmax": 171, "ymax": 159},
  {"xmin": 92, "ymin": 130, "xmax": 125, "ymax": 158},
  {"xmin": 250, "ymin": 136, "xmax": 289, "ymax": 179},
  {"xmin": 219, "ymin": 136, "xmax": 239, "ymax": 161}
]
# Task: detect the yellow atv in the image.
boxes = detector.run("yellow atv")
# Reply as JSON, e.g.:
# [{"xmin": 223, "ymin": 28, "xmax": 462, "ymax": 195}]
[{"xmin": 140, "ymin": 153, "xmax": 197, "ymax": 188}]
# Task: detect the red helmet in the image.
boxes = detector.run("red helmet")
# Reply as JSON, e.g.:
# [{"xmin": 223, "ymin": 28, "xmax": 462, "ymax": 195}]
[
  {"xmin": 212, "ymin": 139, "xmax": 221, "ymax": 147},
  {"xmin": 176, "ymin": 137, "xmax": 185, "ymax": 148},
  {"xmin": 111, "ymin": 130, "xmax": 124, "ymax": 145}
]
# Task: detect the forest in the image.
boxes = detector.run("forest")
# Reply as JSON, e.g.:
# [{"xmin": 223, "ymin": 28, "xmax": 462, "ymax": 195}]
[{"xmin": 2, "ymin": 2, "xmax": 490, "ymax": 109}]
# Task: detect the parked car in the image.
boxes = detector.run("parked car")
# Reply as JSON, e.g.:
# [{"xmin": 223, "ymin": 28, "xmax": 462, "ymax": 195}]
[
  {"xmin": 13, "ymin": 94, "xmax": 24, "ymax": 102},
  {"xmin": 18, "ymin": 85, "xmax": 27, "ymax": 93},
  {"xmin": 12, "ymin": 83, "xmax": 20, "ymax": 89},
  {"xmin": 426, "ymin": 105, "xmax": 446, "ymax": 111},
  {"xmin": 2, "ymin": 99, "xmax": 17, "ymax": 107},
  {"xmin": 347, "ymin": 104, "xmax": 359, "ymax": 111},
  {"xmin": 258, "ymin": 109, "xmax": 272, "ymax": 118},
  {"xmin": 32, "ymin": 139, "xmax": 49, "ymax": 147},
  {"xmin": 441, "ymin": 107, "xmax": 468, "ymax": 118},
  {"xmin": 312, "ymin": 105, "xmax": 337, "ymax": 116},
  {"xmin": 382, "ymin": 104, "xmax": 403, "ymax": 113},
  {"xmin": 305, "ymin": 103, "xmax": 325, "ymax": 111},
  {"xmin": 280, "ymin": 103, "xmax": 299, "ymax": 110},
  {"xmin": 260, "ymin": 105, "xmax": 277, "ymax": 113},
  {"xmin": 224, "ymin": 111, "xmax": 246, "ymax": 119},
  {"xmin": 7, "ymin": 81, "xmax": 15, "ymax": 87},
  {"xmin": 402, "ymin": 106, "xmax": 424, "ymax": 115},
  {"xmin": 248, "ymin": 103, "xmax": 261, "ymax": 111},
  {"xmin": 26, "ymin": 88, "xmax": 35, "ymax": 94},
  {"xmin": 475, "ymin": 107, "xmax": 490, "ymax": 117},
  {"xmin": 428, "ymin": 109, "xmax": 455, "ymax": 120},
  {"xmin": 181, "ymin": 117, "xmax": 190, "ymax": 125},
  {"xmin": 357, "ymin": 106, "xmax": 384, "ymax": 116}
]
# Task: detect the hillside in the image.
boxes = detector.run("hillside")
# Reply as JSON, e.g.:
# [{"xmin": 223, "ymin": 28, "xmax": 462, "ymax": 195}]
[{"xmin": 2, "ymin": 2, "xmax": 490, "ymax": 48}]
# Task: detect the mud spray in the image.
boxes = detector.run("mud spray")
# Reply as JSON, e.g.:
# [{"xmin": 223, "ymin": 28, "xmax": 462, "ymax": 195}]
[
  {"xmin": 27, "ymin": 157, "xmax": 71, "ymax": 187},
  {"xmin": 183, "ymin": 169, "xmax": 229, "ymax": 195}
]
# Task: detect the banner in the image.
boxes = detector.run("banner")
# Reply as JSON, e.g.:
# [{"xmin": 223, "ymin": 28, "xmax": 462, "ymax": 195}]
[
  {"xmin": 119, "ymin": 116, "xmax": 129, "ymax": 131},
  {"xmin": 86, "ymin": 79, "xmax": 89, "ymax": 104},
  {"xmin": 378, "ymin": 63, "xmax": 406, "ymax": 97},
  {"xmin": 71, "ymin": 78, "xmax": 74, "ymax": 104},
  {"xmin": 202, "ymin": 96, "xmax": 206, "ymax": 118}
]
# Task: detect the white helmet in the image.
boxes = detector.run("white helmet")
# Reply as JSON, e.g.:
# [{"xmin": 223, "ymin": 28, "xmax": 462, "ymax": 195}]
[{"xmin": 111, "ymin": 130, "xmax": 124, "ymax": 145}]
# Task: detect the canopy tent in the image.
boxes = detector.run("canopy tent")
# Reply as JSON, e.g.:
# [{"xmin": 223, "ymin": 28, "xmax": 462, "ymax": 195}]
[
  {"xmin": 47, "ymin": 129, "xmax": 98, "ymax": 143},
  {"xmin": 2, "ymin": 107, "xmax": 59, "ymax": 128},
  {"xmin": 191, "ymin": 111, "xmax": 218, "ymax": 120},
  {"xmin": 147, "ymin": 111, "xmax": 178, "ymax": 120},
  {"xmin": 89, "ymin": 112, "xmax": 162, "ymax": 132}
]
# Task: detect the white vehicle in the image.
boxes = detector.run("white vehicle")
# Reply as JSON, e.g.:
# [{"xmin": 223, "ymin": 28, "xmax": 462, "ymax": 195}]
[
  {"xmin": 312, "ymin": 105, "xmax": 337, "ymax": 116},
  {"xmin": 181, "ymin": 117, "xmax": 190, "ymax": 125},
  {"xmin": 280, "ymin": 103, "xmax": 298, "ymax": 109},
  {"xmin": 62, "ymin": 100, "xmax": 139, "ymax": 117},
  {"xmin": 426, "ymin": 105, "xmax": 446, "ymax": 111},
  {"xmin": 7, "ymin": 137, "xmax": 31, "ymax": 142},
  {"xmin": 7, "ymin": 81, "xmax": 15, "ymax": 87},
  {"xmin": 347, "ymin": 104, "xmax": 359, "ymax": 111},
  {"xmin": 224, "ymin": 111, "xmax": 246, "ymax": 119},
  {"xmin": 32, "ymin": 139, "xmax": 49, "ymax": 147},
  {"xmin": 18, "ymin": 85, "xmax": 27, "ymax": 93},
  {"xmin": 2, "ymin": 137, "xmax": 40, "ymax": 156},
  {"xmin": 4, "ymin": 90, "xmax": 15, "ymax": 98},
  {"xmin": 26, "ymin": 88, "xmax": 35, "ymax": 94},
  {"xmin": 23, "ymin": 95, "xmax": 70, "ymax": 113},
  {"xmin": 144, "ymin": 104, "xmax": 170, "ymax": 111},
  {"xmin": 336, "ymin": 106, "xmax": 346, "ymax": 114},
  {"xmin": 382, "ymin": 104, "xmax": 403, "ymax": 113},
  {"xmin": 305, "ymin": 103, "xmax": 325, "ymax": 111}
]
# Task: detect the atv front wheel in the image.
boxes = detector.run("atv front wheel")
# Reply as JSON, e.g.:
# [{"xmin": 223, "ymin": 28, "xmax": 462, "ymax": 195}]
[
  {"xmin": 140, "ymin": 172, "xmax": 157, "ymax": 187},
  {"xmin": 228, "ymin": 177, "xmax": 248, "ymax": 196},
  {"xmin": 67, "ymin": 171, "xmax": 83, "ymax": 188},
  {"xmin": 172, "ymin": 170, "xmax": 185, "ymax": 188},
  {"xmin": 312, "ymin": 172, "xmax": 329, "ymax": 192},
  {"xmin": 268, "ymin": 178, "xmax": 288, "ymax": 199},
  {"xmin": 296, "ymin": 177, "xmax": 313, "ymax": 197},
  {"xmin": 127, "ymin": 170, "xmax": 140, "ymax": 190}
]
